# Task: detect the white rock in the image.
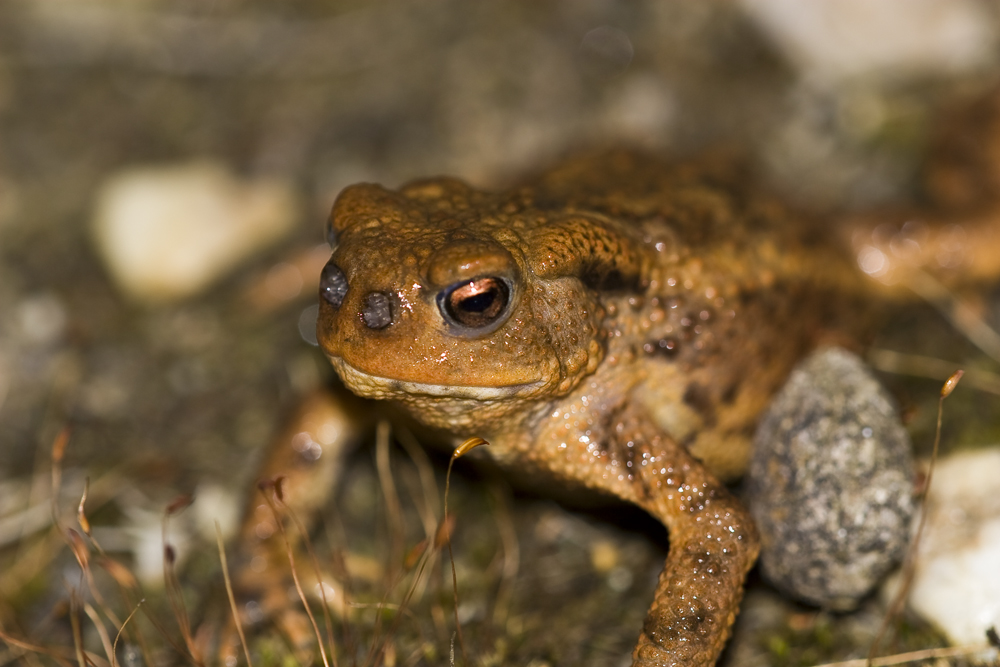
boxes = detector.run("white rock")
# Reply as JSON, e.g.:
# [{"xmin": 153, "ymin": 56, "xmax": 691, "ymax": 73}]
[
  {"xmin": 600, "ymin": 74, "xmax": 676, "ymax": 146},
  {"xmin": 91, "ymin": 162, "xmax": 298, "ymax": 303},
  {"xmin": 739, "ymin": 0, "xmax": 997, "ymax": 83},
  {"xmin": 16, "ymin": 292, "xmax": 68, "ymax": 345},
  {"xmin": 192, "ymin": 482, "xmax": 241, "ymax": 543},
  {"xmin": 86, "ymin": 504, "xmax": 192, "ymax": 589},
  {"xmin": 908, "ymin": 448, "xmax": 1000, "ymax": 647}
]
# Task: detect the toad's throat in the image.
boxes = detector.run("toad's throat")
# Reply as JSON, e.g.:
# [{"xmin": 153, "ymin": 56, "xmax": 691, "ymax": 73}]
[{"xmin": 327, "ymin": 355, "xmax": 546, "ymax": 400}]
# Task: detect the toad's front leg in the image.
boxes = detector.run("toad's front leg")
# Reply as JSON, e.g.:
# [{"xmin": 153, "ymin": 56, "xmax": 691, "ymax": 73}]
[
  {"xmin": 549, "ymin": 411, "xmax": 759, "ymax": 667},
  {"xmin": 631, "ymin": 441, "xmax": 758, "ymax": 667}
]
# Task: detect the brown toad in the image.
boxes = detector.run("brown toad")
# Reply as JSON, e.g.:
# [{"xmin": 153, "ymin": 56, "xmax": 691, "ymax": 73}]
[{"xmin": 314, "ymin": 147, "xmax": 998, "ymax": 665}]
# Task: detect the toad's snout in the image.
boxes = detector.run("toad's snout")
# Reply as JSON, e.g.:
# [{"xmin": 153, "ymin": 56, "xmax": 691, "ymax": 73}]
[{"xmin": 319, "ymin": 259, "xmax": 395, "ymax": 330}]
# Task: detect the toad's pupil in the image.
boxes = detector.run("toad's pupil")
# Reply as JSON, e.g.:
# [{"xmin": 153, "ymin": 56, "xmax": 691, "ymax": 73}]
[
  {"xmin": 458, "ymin": 290, "xmax": 496, "ymax": 313},
  {"xmin": 443, "ymin": 277, "xmax": 509, "ymax": 328}
]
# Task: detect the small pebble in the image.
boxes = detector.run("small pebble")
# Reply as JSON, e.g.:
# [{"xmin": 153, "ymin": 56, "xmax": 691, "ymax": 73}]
[
  {"xmin": 589, "ymin": 539, "xmax": 620, "ymax": 573},
  {"xmin": 747, "ymin": 347, "xmax": 914, "ymax": 610},
  {"xmin": 16, "ymin": 292, "xmax": 67, "ymax": 345},
  {"xmin": 907, "ymin": 447, "xmax": 1000, "ymax": 647},
  {"xmin": 192, "ymin": 482, "xmax": 241, "ymax": 543},
  {"xmin": 91, "ymin": 162, "xmax": 298, "ymax": 303}
]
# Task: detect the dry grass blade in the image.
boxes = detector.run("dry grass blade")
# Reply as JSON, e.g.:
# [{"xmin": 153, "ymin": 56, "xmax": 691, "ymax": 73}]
[
  {"xmin": 90, "ymin": 534, "xmax": 148, "ymax": 664},
  {"xmin": 49, "ymin": 427, "xmax": 71, "ymax": 530},
  {"xmin": 326, "ymin": 546, "xmax": 357, "ymax": 662},
  {"xmin": 45, "ymin": 426, "xmax": 151, "ymax": 666},
  {"xmin": 134, "ymin": 591, "xmax": 188, "ymax": 663},
  {"xmin": 65, "ymin": 523, "xmax": 128, "ymax": 662},
  {"xmin": 941, "ymin": 369, "xmax": 964, "ymax": 397},
  {"xmin": 97, "ymin": 557, "xmax": 137, "ymax": 591},
  {"xmin": 0, "ymin": 530, "xmax": 63, "ymax": 608},
  {"xmin": 817, "ymin": 642, "xmax": 993, "ymax": 667},
  {"xmin": 397, "ymin": 428, "xmax": 440, "ymax": 533},
  {"xmin": 376, "ymin": 420, "xmax": 405, "ymax": 576},
  {"xmin": 443, "ymin": 437, "xmax": 489, "ymax": 666},
  {"xmin": 397, "ymin": 430, "xmax": 444, "ymax": 607},
  {"xmin": 68, "ymin": 594, "xmax": 86, "ymax": 667},
  {"xmin": 273, "ymin": 497, "xmax": 339, "ymax": 667},
  {"xmin": 77, "ymin": 479, "xmax": 91, "ymax": 536},
  {"xmin": 368, "ymin": 526, "xmax": 439, "ymax": 667},
  {"xmin": 62, "ymin": 523, "xmax": 125, "ymax": 635},
  {"xmin": 216, "ymin": 521, "xmax": 254, "ymax": 667},
  {"xmin": 488, "ymin": 485, "xmax": 519, "ymax": 628},
  {"xmin": 50, "ymin": 427, "xmax": 70, "ymax": 467},
  {"xmin": 0, "ymin": 500, "xmax": 52, "ymax": 548},
  {"xmin": 905, "ymin": 269, "xmax": 1000, "ymax": 363},
  {"xmin": 161, "ymin": 499, "xmax": 203, "ymax": 666},
  {"xmin": 258, "ymin": 478, "xmax": 331, "ymax": 667},
  {"xmin": 64, "ymin": 529, "xmax": 89, "ymax": 576},
  {"xmin": 62, "ymin": 516, "xmax": 125, "ymax": 637},
  {"xmin": 365, "ymin": 434, "xmax": 438, "ymax": 667},
  {"xmin": 367, "ymin": 434, "xmax": 465, "ymax": 667},
  {"xmin": 72, "ymin": 478, "xmax": 121, "ymax": 613},
  {"xmin": 82, "ymin": 602, "xmax": 115, "ymax": 666},
  {"xmin": 361, "ymin": 568, "xmax": 399, "ymax": 665},
  {"xmin": 868, "ymin": 348, "xmax": 1000, "ymax": 395},
  {"xmin": 404, "ymin": 539, "xmax": 428, "ymax": 571},
  {"xmin": 452, "ymin": 438, "xmax": 488, "ymax": 459},
  {"xmin": 165, "ymin": 494, "xmax": 194, "ymax": 516},
  {"xmin": 317, "ymin": 491, "xmax": 358, "ymax": 660},
  {"xmin": 398, "ymin": 477, "xmax": 440, "ymax": 606},
  {"xmin": 0, "ymin": 628, "xmax": 77, "ymax": 667},
  {"xmin": 112, "ymin": 602, "xmax": 144, "ymax": 667},
  {"xmin": 867, "ymin": 370, "xmax": 963, "ymax": 665}
]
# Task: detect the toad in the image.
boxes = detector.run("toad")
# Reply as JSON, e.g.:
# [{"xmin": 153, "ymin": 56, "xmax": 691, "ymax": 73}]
[{"xmin": 314, "ymin": 144, "xmax": 1000, "ymax": 665}]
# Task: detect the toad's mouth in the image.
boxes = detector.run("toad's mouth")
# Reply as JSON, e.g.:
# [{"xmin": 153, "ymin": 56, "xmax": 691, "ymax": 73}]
[{"xmin": 327, "ymin": 356, "xmax": 546, "ymax": 401}]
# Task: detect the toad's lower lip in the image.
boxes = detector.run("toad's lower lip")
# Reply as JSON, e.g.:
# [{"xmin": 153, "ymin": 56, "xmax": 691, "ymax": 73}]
[{"xmin": 328, "ymin": 356, "xmax": 545, "ymax": 400}]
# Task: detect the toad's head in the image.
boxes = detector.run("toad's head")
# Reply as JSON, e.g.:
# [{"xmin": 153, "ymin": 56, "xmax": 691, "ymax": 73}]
[{"xmin": 316, "ymin": 177, "xmax": 646, "ymax": 431}]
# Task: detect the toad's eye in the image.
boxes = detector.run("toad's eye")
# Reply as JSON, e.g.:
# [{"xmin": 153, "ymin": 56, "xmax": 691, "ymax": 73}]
[
  {"xmin": 438, "ymin": 277, "xmax": 512, "ymax": 332},
  {"xmin": 319, "ymin": 260, "xmax": 348, "ymax": 308}
]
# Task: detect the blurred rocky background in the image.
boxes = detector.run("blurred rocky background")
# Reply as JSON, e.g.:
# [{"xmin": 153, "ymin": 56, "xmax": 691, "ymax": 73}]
[{"xmin": 2, "ymin": 1, "xmax": 1000, "ymax": 665}]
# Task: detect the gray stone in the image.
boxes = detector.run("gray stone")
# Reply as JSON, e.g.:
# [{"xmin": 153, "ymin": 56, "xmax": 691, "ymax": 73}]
[{"xmin": 746, "ymin": 347, "xmax": 914, "ymax": 610}]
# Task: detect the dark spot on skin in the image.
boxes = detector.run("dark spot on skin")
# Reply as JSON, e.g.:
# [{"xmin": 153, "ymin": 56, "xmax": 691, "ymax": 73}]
[
  {"xmin": 602, "ymin": 269, "xmax": 625, "ymax": 290},
  {"xmin": 721, "ymin": 378, "xmax": 740, "ymax": 405},
  {"xmin": 682, "ymin": 545, "xmax": 728, "ymax": 578},
  {"xmin": 683, "ymin": 382, "xmax": 716, "ymax": 427},
  {"xmin": 612, "ymin": 436, "xmax": 641, "ymax": 474},
  {"xmin": 581, "ymin": 266, "xmax": 639, "ymax": 292},
  {"xmin": 650, "ymin": 337, "xmax": 679, "ymax": 357},
  {"xmin": 643, "ymin": 598, "xmax": 714, "ymax": 646}
]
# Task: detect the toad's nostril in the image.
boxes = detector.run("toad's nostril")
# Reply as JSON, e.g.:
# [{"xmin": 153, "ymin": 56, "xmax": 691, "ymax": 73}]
[{"xmin": 362, "ymin": 292, "xmax": 393, "ymax": 329}]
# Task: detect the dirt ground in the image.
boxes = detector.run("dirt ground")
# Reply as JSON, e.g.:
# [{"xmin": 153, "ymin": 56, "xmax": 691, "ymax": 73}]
[{"xmin": 2, "ymin": 2, "xmax": 1000, "ymax": 666}]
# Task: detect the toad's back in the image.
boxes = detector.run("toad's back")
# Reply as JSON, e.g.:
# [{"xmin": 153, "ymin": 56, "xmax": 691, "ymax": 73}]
[{"xmin": 510, "ymin": 151, "xmax": 873, "ymax": 480}]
